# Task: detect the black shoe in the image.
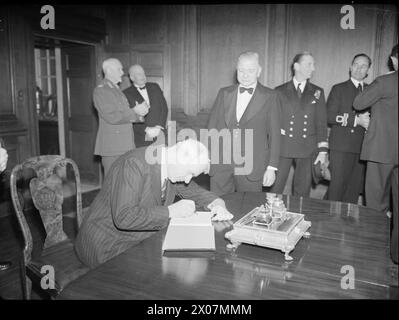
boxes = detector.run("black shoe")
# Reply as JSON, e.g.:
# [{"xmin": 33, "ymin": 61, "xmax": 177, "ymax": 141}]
[{"xmin": 0, "ymin": 261, "xmax": 12, "ymax": 271}]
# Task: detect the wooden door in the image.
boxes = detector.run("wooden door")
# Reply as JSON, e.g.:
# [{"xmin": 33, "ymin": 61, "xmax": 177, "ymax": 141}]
[{"xmin": 62, "ymin": 44, "xmax": 100, "ymax": 185}]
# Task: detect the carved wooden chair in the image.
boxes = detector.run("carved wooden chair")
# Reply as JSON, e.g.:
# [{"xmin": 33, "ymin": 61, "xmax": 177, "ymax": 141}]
[{"xmin": 10, "ymin": 155, "xmax": 90, "ymax": 299}]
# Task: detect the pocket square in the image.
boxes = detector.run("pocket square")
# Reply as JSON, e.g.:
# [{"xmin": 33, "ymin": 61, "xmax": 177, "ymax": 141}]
[
  {"xmin": 311, "ymin": 100, "xmax": 316, "ymax": 104},
  {"xmin": 281, "ymin": 129, "xmax": 286, "ymax": 135}
]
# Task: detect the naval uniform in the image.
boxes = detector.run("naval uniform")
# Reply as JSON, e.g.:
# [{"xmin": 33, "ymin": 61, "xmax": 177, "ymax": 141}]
[
  {"xmin": 271, "ymin": 79, "xmax": 328, "ymax": 197},
  {"xmin": 325, "ymin": 78, "xmax": 368, "ymax": 204}
]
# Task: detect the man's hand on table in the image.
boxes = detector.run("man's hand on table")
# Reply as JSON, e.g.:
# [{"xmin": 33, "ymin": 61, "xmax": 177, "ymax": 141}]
[
  {"xmin": 207, "ymin": 198, "xmax": 234, "ymax": 222},
  {"xmin": 168, "ymin": 198, "xmax": 234, "ymax": 222},
  {"xmin": 168, "ymin": 199, "xmax": 195, "ymax": 218}
]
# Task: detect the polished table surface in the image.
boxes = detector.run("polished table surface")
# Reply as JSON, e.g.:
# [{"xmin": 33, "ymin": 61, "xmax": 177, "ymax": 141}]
[{"xmin": 59, "ymin": 192, "xmax": 398, "ymax": 299}]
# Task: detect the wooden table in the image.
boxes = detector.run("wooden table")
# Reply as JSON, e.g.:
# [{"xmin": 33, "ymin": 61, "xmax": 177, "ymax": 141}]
[{"xmin": 58, "ymin": 192, "xmax": 398, "ymax": 299}]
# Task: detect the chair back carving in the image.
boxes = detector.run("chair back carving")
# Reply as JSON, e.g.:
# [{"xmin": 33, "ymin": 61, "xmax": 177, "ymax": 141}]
[{"xmin": 10, "ymin": 155, "xmax": 82, "ymax": 265}]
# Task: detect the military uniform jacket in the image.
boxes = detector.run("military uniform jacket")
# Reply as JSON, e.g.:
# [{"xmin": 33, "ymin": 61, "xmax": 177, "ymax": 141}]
[
  {"xmin": 276, "ymin": 80, "xmax": 328, "ymax": 158},
  {"xmin": 353, "ymin": 71, "xmax": 398, "ymax": 165},
  {"xmin": 93, "ymin": 78, "xmax": 140, "ymax": 156},
  {"xmin": 123, "ymin": 82, "xmax": 168, "ymax": 147},
  {"xmin": 207, "ymin": 82, "xmax": 281, "ymax": 180},
  {"xmin": 74, "ymin": 147, "xmax": 219, "ymax": 268},
  {"xmin": 327, "ymin": 80, "xmax": 367, "ymax": 154}
]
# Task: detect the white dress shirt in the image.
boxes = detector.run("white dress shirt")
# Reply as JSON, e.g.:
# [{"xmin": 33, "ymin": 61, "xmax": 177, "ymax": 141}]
[
  {"xmin": 350, "ymin": 77, "xmax": 364, "ymax": 91},
  {"xmin": 135, "ymin": 84, "xmax": 150, "ymax": 105},
  {"xmin": 293, "ymin": 77, "xmax": 307, "ymax": 92},
  {"xmin": 236, "ymin": 82, "xmax": 277, "ymax": 172},
  {"xmin": 236, "ymin": 83, "xmax": 257, "ymax": 122}
]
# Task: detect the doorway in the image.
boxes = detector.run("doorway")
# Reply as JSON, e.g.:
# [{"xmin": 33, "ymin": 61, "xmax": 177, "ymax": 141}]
[{"xmin": 33, "ymin": 36, "xmax": 101, "ymax": 190}]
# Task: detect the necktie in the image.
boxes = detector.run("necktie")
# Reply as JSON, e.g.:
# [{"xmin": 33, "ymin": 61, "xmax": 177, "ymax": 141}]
[
  {"xmin": 357, "ymin": 84, "xmax": 363, "ymax": 93},
  {"xmin": 239, "ymin": 87, "xmax": 254, "ymax": 95},
  {"xmin": 139, "ymin": 86, "xmax": 146, "ymax": 90},
  {"xmin": 296, "ymin": 83, "xmax": 302, "ymax": 99}
]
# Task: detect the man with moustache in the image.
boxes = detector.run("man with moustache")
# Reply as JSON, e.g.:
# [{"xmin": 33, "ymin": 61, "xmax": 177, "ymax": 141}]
[
  {"xmin": 207, "ymin": 51, "xmax": 281, "ymax": 196},
  {"xmin": 123, "ymin": 64, "xmax": 168, "ymax": 147},
  {"xmin": 93, "ymin": 58, "xmax": 149, "ymax": 177},
  {"xmin": 354, "ymin": 45, "xmax": 398, "ymax": 264},
  {"xmin": 325, "ymin": 54, "xmax": 372, "ymax": 204},
  {"xmin": 271, "ymin": 52, "xmax": 328, "ymax": 197}
]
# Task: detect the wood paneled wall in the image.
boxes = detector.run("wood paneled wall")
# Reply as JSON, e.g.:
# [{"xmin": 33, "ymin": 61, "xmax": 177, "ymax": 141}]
[
  {"xmin": 0, "ymin": 5, "xmax": 107, "ymax": 190},
  {"xmin": 105, "ymin": 4, "xmax": 397, "ymax": 125}
]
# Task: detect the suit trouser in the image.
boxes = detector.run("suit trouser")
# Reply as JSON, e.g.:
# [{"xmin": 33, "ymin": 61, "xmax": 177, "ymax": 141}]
[
  {"xmin": 270, "ymin": 156, "xmax": 312, "ymax": 197},
  {"xmin": 365, "ymin": 161, "xmax": 398, "ymax": 263},
  {"xmin": 326, "ymin": 150, "xmax": 366, "ymax": 204},
  {"xmin": 210, "ymin": 164, "xmax": 263, "ymax": 197},
  {"xmin": 101, "ymin": 155, "xmax": 121, "ymax": 178}
]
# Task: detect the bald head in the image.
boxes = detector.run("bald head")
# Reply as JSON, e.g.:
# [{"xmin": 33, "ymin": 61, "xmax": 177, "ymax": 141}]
[
  {"xmin": 166, "ymin": 139, "xmax": 210, "ymax": 184},
  {"xmin": 129, "ymin": 64, "xmax": 147, "ymax": 87},
  {"xmin": 102, "ymin": 58, "xmax": 124, "ymax": 84}
]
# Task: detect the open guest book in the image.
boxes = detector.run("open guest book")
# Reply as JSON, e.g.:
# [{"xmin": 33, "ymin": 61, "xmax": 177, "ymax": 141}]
[{"xmin": 162, "ymin": 211, "xmax": 216, "ymax": 252}]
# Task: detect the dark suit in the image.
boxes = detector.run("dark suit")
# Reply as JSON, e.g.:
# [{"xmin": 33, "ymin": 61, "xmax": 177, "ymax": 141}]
[
  {"xmin": 123, "ymin": 83, "xmax": 168, "ymax": 147},
  {"xmin": 326, "ymin": 80, "xmax": 367, "ymax": 203},
  {"xmin": 271, "ymin": 80, "xmax": 328, "ymax": 197},
  {"xmin": 207, "ymin": 82, "xmax": 281, "ymax": 196},
  {"xmin": 74, "ymin": 147, "xmax": 218, "ymax": 268},
  {"xmin": 353, "ymin": 71, "xmax": 398, "ymax": 264}
]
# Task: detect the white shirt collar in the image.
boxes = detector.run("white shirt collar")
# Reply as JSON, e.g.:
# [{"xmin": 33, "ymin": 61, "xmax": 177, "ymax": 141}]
[
  {"xmin": 293, "ymin": 77, "xmax": 307, "ymax": 92},
  {"xmin": 350, "ymin": 77, "xmax": 364, "ymax": 88}
]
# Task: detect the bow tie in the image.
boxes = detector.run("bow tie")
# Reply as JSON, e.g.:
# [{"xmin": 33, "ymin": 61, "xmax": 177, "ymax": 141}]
[
  {"xmin": 138, "ymin": 86, "xmax": 146, "ymax": 90},
  {"xmin": 239, "ymin": 87, "xmax": 254, "ymax": 95}
]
